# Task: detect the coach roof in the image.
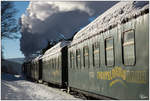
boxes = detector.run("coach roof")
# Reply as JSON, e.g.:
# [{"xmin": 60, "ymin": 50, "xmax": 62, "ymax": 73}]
[
  {"xmin": 42, "ymin": 41, "xmax": 70, "ymax": 58},
  {"xmin": 70, "ymin": 1, "xmax": 148, "ymax": 47}
]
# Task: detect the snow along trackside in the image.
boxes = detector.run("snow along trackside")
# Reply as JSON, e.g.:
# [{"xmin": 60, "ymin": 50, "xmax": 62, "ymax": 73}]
[{"xmin": 1, "ymin": 73, "xmax": 81, "ymax": 100}]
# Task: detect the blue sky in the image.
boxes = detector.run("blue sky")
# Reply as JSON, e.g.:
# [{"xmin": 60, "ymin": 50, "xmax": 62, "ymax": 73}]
[{"xmin": 2, "ymin": 1, "xmax": 29, "ymax": 59}]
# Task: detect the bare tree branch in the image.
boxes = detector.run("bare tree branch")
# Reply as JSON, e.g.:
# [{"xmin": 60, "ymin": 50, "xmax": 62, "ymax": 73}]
[{"xmin": 1, "ymin": 1, "xmax": 20, "ymax": 39}]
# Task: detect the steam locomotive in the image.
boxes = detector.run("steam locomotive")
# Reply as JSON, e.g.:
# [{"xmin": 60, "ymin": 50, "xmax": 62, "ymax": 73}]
[{"xmin": 22, "ymin": 1, "xmax": 149, "ymax": 100}]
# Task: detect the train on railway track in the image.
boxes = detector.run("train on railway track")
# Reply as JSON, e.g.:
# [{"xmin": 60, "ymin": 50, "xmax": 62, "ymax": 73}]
[{"xmin": 22, "ymin": 1, "xmax": 149, "ymax": 100}]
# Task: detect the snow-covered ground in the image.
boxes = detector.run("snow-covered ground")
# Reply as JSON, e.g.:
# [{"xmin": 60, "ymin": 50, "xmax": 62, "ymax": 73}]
[{"xmin": 1, "ymin": 73, "xmax": 81, "ymax": 100}]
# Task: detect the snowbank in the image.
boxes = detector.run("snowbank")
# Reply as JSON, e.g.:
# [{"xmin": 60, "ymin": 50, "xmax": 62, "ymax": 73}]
[{"xmin": 2, "ymin": 73, "xmax": 80, "ymax": 100}]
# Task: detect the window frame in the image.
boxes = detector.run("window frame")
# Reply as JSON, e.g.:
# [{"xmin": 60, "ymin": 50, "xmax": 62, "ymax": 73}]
[
  {"xmin": 57, "ymin": 56, "xmax": 59, "ymax": 69},
  {"xmin": 83, "ymin": 46, "xmax": 89, "ymax": 68},
  {"xmin": 52, "ymin": 58, "xmax": 54, "ymax": 69},
  {"xmin": 49, "ymin": 59, "xmax": 51, "ymax": 68},
  {"xmin": 59, "ymin": 55, "xmax": 61, "ymax": 68},
  {"xmin": 92, "ymin": 42, "xmax": 100, "ymax": 67},
  {"xmin": 55, "ymin": 58, "xmax": 57, "ymax": 69},
  {"xmin": 76, "ymin": 49, "xmax": 81, "ymax": 69},
  {"xmin": 70, "ymin": 51, "xmax": 75, "ymax": 69},
  {"xmin": 54, "ymin": 58, "xmax": 56, "ymax": 69},
  {"xmin": 122, "ymin": 29, "xmax": 136, "ymax": 66},
  {"xmin": 70, "ymin": 52, "xmax": 72, "ymax": 68},
  {"xmin": 105, "ymin": 37, "xmax": 115, "ymax": 66}
]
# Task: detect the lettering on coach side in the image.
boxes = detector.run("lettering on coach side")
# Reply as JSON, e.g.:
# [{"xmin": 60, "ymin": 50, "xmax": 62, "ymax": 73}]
[
  {"xmin": 52, "ymin": 70, "xmax": 59, "ymax": 76},
  {"xmin": 97, "ymin": 66, "xmax": 147, "ymax": 85}
]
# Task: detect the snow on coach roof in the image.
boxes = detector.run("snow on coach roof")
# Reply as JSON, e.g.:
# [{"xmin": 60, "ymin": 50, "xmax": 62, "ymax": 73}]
[
  {"xmin": 70, "ymin": 1, "xmax": 149, "ymax": 46},
  {"xmin": 42, "ymin": 41, "xmax": 70, "ymax": 58},
  {"xmin": 32, "ymin": 55, "xmax": 43, "ymax": 62}
]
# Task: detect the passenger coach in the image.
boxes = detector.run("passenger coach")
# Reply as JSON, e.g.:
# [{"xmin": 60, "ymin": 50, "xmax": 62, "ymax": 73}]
[
  {"xmin": 68, "ymin": 1, "xmax": 149, "ymax": 100},
  {"xmin": 30, "ymin": 56, "xmax": 43, "ymax": 81},
  {"xmin": 41, "ymin": 41, "xmax": 70, "ymax": 87}
]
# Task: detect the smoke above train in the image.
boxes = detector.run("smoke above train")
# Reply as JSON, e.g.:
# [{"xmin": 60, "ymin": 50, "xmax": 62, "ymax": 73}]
[{"xmin": 20, "ymin": 1, "xmax": 118, "ymax": 58}]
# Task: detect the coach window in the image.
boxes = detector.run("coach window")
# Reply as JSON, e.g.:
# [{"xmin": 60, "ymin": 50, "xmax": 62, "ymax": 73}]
[
  {"xmin": 52, "ymin": 59, "xmax": 54, "ymax": 68},
  {"xmin": 59, "ymin": 56, "xmax": 61, "ymax": 68},
  {"xmin": 56, "ymin": 57, "xmax": 58, "ymax": 68},
  {"xmin": 53, "ymin": 59, "xmax": 54, "ymax": 68},
  {"xmin": 47, "ymin": 60, "xmax": 49, "ymax": 68},
  {"xmin": 76, "ymin": 49, "xmax": 81, "ymax": 69},
  {"xmin": 92, "ymin": 42, "xmax": 100, "ymax": 67},
  {"xmin": 83, "ymin": 46, "xmax": 89, "ymax": 68},
  {"xmin": 47, "ymin": 60, "xmax": 49, "ymax": 66},
  {"xmin": 44, "ymin": 60, "xmax": 46, "ymax": 68},
  {"xmin": 35, "ymin": 62, "xmax": 37, "ymax": 71},
  {"xmin": 70, "ymin": 52, "xmax": 75, "ymax": 69},
  {"xmin": 55, "ymin": 58, "xmax": 57, "ymax": 69},
  {"xmin": 55, "ymin": 58, "xmax": 56, "ymax": 69},
  {"xmin": 49, "ymin": 59, "xmax": 51, "ymax": 68},
  {"xmin": 70, "ymin": 52, "xmax": 72, "ymax": 68},
  {"xmin": 123, "ymin": 29, "xmax": 135, "ymax": 65},
  {"xmin": 105, "ymin": 37, "xmax": 114, "ymax": 66},
  {"xmin": 54, "ymin": 58, "xmax": 56, "ymax": 69},
  {"xmin": 51, "ymin": 59, "xmax": 53, "ymax": 68},
  {"xmin": 53, "ymin": 58, "xmax": 55, "ymax": 69},
  {"xmin": 57, "ymin": 56, "xmax": 60, "ymax": 68},
  {"xmin": 57, "ymin": 57, "xmax": 59, "ymax": 69}
]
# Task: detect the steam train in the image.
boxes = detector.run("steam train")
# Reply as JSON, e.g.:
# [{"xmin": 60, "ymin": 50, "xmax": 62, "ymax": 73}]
[{"xmin": 22, "ymin": 1, "xmax": 149, "ymax": 100}]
